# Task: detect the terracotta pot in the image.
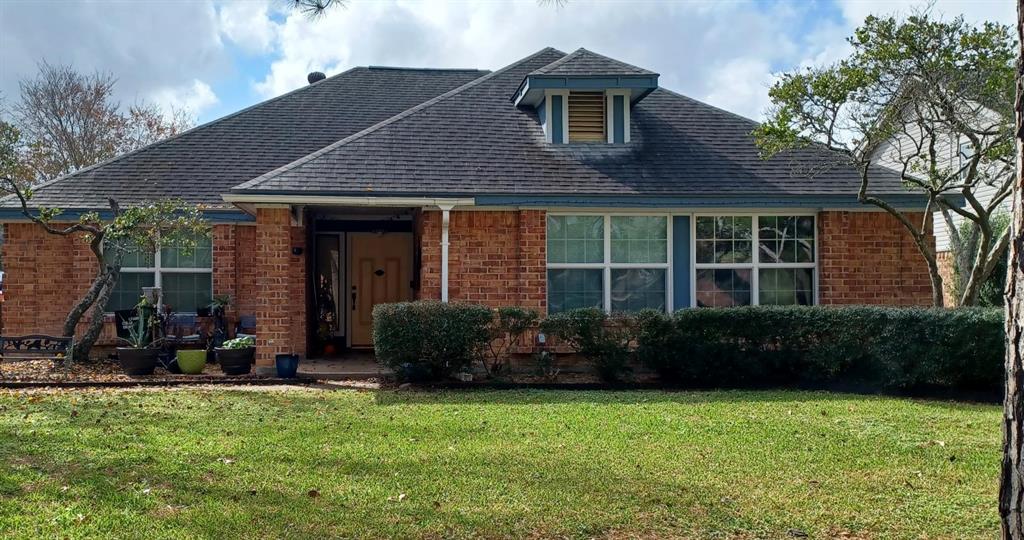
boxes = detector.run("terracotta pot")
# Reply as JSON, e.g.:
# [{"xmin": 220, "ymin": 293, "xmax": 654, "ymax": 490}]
[
  {"xmin": 117, "ymin": 347, "xmax": 159, "ymax": 376},
  {"xmin": 215, "ymin": 347, "xmax": 254, "ymax": 375}
]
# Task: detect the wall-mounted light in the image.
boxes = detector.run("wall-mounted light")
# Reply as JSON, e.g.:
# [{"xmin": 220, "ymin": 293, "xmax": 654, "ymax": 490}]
[{"xmin": 292, "ymin": 247, "xmax": 304, "ymax": 256}]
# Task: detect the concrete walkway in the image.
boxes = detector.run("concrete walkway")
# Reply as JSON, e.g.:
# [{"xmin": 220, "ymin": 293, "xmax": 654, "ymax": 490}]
[{"xmin": 297, "ymin": 354, "xmax": 392, "ymax": 380}]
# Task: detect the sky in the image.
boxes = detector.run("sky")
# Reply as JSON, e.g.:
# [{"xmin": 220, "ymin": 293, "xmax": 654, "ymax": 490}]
[{"xmin": 0, "ymin": 0, "xmax": 1014, "ymax": 125}]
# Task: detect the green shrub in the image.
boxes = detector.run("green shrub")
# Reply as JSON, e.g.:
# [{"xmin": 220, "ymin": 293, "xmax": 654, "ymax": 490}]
[
  {"xmin": 373, "ymin": 301, "xmax": 493, "ymax": 381},
  {"xmin": 479, "ymin": 306, "xmax": 539, "ymax": 377},
  {"xmin": 635, "ymin": 305, "xmax": 1003, "ymax": 394},
  {"xmin": 541, "ymin": 308, "xmax": 633, "ymax": 382}
]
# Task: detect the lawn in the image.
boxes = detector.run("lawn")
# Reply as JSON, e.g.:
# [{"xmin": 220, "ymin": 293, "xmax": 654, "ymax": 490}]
[{"xmin": 0, "ymin": 387, "xmax": 1000, "ymax": 539}]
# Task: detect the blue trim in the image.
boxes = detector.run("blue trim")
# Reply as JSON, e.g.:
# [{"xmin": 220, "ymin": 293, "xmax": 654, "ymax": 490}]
[
  {"xmin": 613, "ymin": 95, "xmax": 625, "ymax": 144},
  {"xmin": 672, "ymin": 216, "xmax": 691, "ymax": 310},
  {"xmin": 0, "ymin": 208, "xmax": 254, "ymax": 223},
  {"xmin": 515, "ymin": 75, "xmax": 660, "ymax": 107},
  {"xmin": 474, "ymin": 194, "xmax": 950, "ymax": 209},
  {"xmin": 550, "ymin": 95, "xmax": 564, "ymax": 144}
]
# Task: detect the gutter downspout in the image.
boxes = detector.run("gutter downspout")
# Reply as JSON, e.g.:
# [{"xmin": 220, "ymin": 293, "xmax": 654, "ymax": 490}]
[{"xmin": 438, "ymin": 204, "xmax": 455, "ymax": 302}]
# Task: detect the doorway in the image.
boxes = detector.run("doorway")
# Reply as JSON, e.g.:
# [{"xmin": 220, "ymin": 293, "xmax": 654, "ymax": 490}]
[{"xmin": 311, "ymin": 214, "xmax": 416, "ymax": 354}]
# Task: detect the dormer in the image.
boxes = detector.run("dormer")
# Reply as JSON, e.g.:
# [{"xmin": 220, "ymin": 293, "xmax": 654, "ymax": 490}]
[{"xmin": 513, "ymin": 48, "xmax": 659, "ymax": 144}]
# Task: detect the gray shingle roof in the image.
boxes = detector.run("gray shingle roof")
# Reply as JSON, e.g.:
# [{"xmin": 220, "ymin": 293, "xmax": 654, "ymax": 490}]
[
  {"xmin": 529, "ymin": 48, "xmax": 657, "ymax": 77},
  {"xmin": 233, "ymin": 48, "xmax": 906, "ymax": 199},
  {"xmin": 11, "ymin": 66, "xmax": 488, "ymax": 209}
]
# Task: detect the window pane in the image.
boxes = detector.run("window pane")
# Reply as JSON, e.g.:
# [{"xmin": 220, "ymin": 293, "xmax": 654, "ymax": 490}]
[
  {"xmin": 695, "ymin": 269, "xmax": 751, "ymax": 307},
  {"xmin": 759, "ymin": 216, "xmax": 815, "ymax": 263},
  {"xmin": 547, "ymin": 215, "xmax": 603, "ymax": 263},
  {"xmin": 161, "ymin": 235, "xmax": 212, "ymax": 269},
  {"xmin": 105, "ymin": 241, "xmax": 154, "ymax": 268},
  {"xmin": 106, "ymin": 272, "xmax": 155, "ymax": 312},
  {"xmin": 161, "ymin": 273, "xmax": 213, "ymax": 313},
  {"xmin": 759, "ymin": 268, "xmax": 814, "ymax": 306},
  {"xmin": 547, "ymin": 269, "xmax": 603, "ymax": 313},
  {"xmin": 610, "ymin": 268, "xmax": 666, "ymax": 312},
  {"xmin": 696, "ymin": 215, "xmax": 753, "ymax": 264},
  {"xmin": 610, "ymin": 216, "xmax": 667, "ymax": 263}
]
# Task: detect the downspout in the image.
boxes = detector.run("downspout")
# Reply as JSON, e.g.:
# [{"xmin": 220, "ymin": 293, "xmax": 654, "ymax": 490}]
[{"xmin": 438, "ymin": 204, "xmax": 455, "ymax": 302}]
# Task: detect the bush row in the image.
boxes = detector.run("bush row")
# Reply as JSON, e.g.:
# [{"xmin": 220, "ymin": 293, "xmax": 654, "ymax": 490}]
[{"xmin": 373, "ymin": 301, "xmax": 1004, "ymax": 394}]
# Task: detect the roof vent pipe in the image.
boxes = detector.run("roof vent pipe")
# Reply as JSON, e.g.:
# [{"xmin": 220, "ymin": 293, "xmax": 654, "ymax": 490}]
[{"xmin": 307, "ymin": 71, "xmax": 326, "ymax": 84}]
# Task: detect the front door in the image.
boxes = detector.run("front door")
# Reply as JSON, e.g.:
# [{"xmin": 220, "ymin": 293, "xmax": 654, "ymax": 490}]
[{"xmin": 348, "ymin": 232, "xmax": 413, "ymax": 347}]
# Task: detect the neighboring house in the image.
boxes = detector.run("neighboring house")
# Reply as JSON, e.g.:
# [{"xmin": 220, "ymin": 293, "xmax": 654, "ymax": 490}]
[
  {"xmin": 0, "ymin": 48, "xmax": 935, "ymax": 366},
  {"xmin": 870, "ymin": 102, "xmax": 1010, "ymax": 303}
]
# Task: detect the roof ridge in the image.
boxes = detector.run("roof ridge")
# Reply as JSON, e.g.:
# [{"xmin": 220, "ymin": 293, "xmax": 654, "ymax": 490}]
[
  {"xmin": 19, "ymin": 65, "xmax": 374, "ymax": 198},
  {"xmin": 232, "ymin": 47, "xmax": 566, "ymax": 192},
  {"xmin": 531, "ymin": 47, "xmax": 657, "ymax": 76},
  {"xmin": 367, "ymin": 66, "xmax": 489, "ymax": 73},
  {"xmin": 652, "ymin": 87, "xmax": 761, "ymax": 127}
]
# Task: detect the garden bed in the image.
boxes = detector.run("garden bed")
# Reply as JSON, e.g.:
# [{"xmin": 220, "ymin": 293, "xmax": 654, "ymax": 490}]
[{"xmin": 0, "ymin": 358, "xmax": 299, "ymax": 387}]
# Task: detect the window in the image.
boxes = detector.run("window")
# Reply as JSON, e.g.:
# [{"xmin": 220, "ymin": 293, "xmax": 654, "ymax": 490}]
[
  {"xmin": 547, "ymin": 215, "xmax": 669, "ymax": 313},
  {"xmin": 695, "ymin": 215, "xmax": 816, "ymax": 307},
  {"xmin": 958, "ymin": 141, "xmax": 974, "ymax": 180},
  {"xmin": 106, "ymin": 235, "xmax": 213, "ymax": 313},
  {"xmin": 567, "ymin": 91, "xmax": 606, "ymax": 143}
]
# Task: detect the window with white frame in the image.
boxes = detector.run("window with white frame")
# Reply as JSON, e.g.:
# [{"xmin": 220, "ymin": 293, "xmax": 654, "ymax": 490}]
[
  {"xmin": 958, "ymin": 141, "xmax": 974, "ymax": 180},
  {"xmin": 546, "ymin": 214, "xmax": 669, "ymax": 313},
  {"xmin": 694, "ymin": 215, "xmax": 816, "ymax": 307},
  {"xmin": 105, "ymin": 235, "xmax": 213, "ymax": 313}
]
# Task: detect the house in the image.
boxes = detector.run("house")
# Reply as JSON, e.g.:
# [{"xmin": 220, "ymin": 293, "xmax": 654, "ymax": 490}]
[
  {"xmin": 870, "ymin": 99, "xmax": 1011, "ymax": 304},
  {"xmin": 0, "ymin": 47, "xmax": 934, "ymax": 368}
]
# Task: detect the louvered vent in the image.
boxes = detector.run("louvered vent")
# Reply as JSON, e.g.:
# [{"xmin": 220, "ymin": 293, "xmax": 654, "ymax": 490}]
[{"xmin": 568, "ymin": 91, "xmax": 606, "ymax": 143}]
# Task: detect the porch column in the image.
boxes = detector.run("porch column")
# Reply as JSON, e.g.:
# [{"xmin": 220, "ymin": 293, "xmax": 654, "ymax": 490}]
[
  {"xmin": 254, "ymin": 205, "xmax": 291, "ymax": 368},
  {"xmin": 438, "ymin": 204, "xmax": 454, "ymax": 302}
]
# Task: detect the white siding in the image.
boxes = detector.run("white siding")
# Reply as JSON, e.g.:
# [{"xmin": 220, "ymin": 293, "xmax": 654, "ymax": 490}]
[{"xmin": 869, "ymin": 106, "xmax": 1009, "ymax": 253}]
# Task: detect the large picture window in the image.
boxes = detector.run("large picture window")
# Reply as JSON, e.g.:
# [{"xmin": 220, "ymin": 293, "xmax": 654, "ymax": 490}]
[
  {"xmin": 695, "ymin": 214, "xmax": 816, "ymax": 307},
  {"xmin": 106, "ymin": 235, "xmax": 213, "ymax": 313},
  {"xmin": 547, "ymin": 214, "xmax": 670, "ymax": 313}
]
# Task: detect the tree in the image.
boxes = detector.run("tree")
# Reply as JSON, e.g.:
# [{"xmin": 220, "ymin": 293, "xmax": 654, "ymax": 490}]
[
  {"xmin": 11, "ymin": 61, "xmax": 191, "ymax": 183},
  {"xmin": 0, "ymin": 121, "xmax": 208, "ymax": 362},
  {"xmin": 755, "ymin": 12, "xmax": 1015, "ymax": 307},
  {"xmin": 1000, "ymin": 3, "xmax": 1024, "ymax": 536}
]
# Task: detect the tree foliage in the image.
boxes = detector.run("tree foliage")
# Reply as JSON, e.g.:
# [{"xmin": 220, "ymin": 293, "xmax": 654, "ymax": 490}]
[
  {"xmin": 10, "ymin": 61, "xmax": 191, "ymax": 184},
  {"xmin": 0, "ymin": 121, "xmax": 208, "ymax": 362},
  {"xmin": 755, "ymin": 11, "xmax": 1016, "ymax": 306}
]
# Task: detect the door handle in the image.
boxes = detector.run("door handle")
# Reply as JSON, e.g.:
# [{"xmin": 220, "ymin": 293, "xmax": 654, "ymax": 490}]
[{"xmin": 351, "ymin": 286, "xmax": 356, "ymax": 311}]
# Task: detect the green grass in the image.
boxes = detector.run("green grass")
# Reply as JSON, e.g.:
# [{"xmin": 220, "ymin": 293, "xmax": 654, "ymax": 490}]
[{"xmin": 0, "ymin": 387, "xmax": 1000, "ymax": 539}]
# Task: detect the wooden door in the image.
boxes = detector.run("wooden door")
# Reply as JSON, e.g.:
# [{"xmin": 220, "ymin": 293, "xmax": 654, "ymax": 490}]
[{"xmin": 348, "ymin": 232, "xmax": 413, "ymax": 347}]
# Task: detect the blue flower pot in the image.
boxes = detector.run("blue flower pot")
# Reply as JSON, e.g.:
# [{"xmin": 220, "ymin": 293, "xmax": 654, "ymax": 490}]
[{"xmin": 275, "ymin": 353, "xmax": 300, "ymax": 378}]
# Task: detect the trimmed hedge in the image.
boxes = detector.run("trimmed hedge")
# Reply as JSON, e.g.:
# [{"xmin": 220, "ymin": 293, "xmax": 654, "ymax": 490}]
[
  {"xmin": 636, "ymin": 306, "xmax": 1003, "ymax": 393},
  {"xmin": 373, "ymin": 301, "xmax": 492, "ymax": 381},
  {"xmin": 541, "ymin": 308, "xmax": 633, "ymax": 382}
]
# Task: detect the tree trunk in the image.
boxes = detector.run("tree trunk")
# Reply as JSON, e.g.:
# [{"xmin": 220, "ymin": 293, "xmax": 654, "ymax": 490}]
[
  {"xmin": 63, "ymin": 269, "xmax": 109, "ymax": 338},
  {"xmin": 71, "ymin": 269, "xmax": 119, "ymax": 363},
  {"xmin": 999, "ymin": 3, "xmax": 1024, "ymax": 536}
]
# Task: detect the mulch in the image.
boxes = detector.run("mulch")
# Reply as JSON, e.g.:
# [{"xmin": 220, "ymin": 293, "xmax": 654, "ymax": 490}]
[{"xmin": 0, "ymin": 357, "xmax": 303, "ymax": 388}]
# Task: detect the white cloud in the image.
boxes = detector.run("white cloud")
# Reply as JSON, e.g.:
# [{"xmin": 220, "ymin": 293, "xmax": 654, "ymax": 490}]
[
  {"xmin": 248, "ymin": 0, "xmax": 822, "ymax": 119},
  {"xmin": 217, "ymin": 0, "xmax": 278, "ymax": 54},
  {"xmin": 0, "ymin": 0, "xmax": 228, "ymax": 113},
  {"xmin": 149, "ymin": 79, "xmax": 219, "ymax": 118},
  {"xmin": 704, "ymin": 58, "xmax": 777, "ymax": 120}
]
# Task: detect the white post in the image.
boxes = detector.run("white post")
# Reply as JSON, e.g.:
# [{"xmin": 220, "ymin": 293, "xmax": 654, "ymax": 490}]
[{"xmin": 438, "ymin": 204, "xmax": 455, "ymax": 302}]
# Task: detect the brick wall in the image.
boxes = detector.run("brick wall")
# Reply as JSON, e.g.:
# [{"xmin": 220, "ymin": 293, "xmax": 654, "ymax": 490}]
[
  {"xmin": 2, "ymin": 223, "xmax": 97, "ymax": 336},
  {"xmin": 1, "ymin": 220, "xmax": 283, "ymax": 358},
  {"xmin": 818, "ymin": 211, "xmax": 934, "ymax": 305},
  {"xmin": 418, "ymin": 209, "xmax": 546, "ymax": 313}
]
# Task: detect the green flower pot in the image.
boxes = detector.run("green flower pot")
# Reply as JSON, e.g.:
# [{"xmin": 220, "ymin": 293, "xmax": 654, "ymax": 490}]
[{"xmin": 176, "ymin": 349, "xmax": 207, "ymax": 374}]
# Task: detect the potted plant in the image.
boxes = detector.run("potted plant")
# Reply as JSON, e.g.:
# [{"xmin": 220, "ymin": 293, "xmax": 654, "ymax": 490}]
[
  {"xmin": 116, "ymin": 298, "xmax": 162, "ymax": 376},
  {"xmin": 216, "ymin": 336, "xmax": 254, "ymax": 375},
  {"xmin": 275, "ymin": 352, "xmax": 300, "ymax": 378},
  {"xmin": 176, "ymin": 349, "xmax": 207, "ymax": 374}
]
